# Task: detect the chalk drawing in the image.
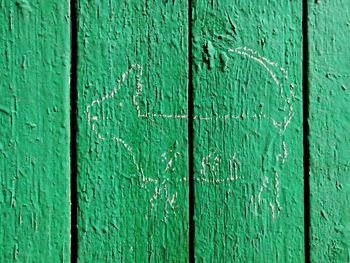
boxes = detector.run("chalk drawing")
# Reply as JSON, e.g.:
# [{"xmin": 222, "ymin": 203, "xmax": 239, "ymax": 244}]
[{"xmin": 86, "ymin": 46, "xmax": 296, "ymax": 220}]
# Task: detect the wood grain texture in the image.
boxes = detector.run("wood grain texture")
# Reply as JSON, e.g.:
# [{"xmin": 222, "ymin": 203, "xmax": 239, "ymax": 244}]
[
  {"xmin": 76, "ymin": 1, "xmax": 189, "ymax": 261},
  {"xmin": 191, "ymin": 1, "xmax": 304, "ymax": 261},
  {"xmin": 0, "ymin": 1, "xmax": 71, "ymax": 262},
  {"xmin": 308, "ymin": 1, "xmax": 350, "ymax": 261}
]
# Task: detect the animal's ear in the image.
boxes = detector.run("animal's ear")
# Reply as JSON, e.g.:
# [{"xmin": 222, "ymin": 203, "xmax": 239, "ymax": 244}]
[{"xmin": 85, "ymin": 64, "xmax": 144, "ymax": 137}]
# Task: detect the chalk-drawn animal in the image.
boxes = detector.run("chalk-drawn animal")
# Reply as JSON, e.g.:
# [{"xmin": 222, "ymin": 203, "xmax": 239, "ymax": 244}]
[{"xmin": 86, "ymin": 46, "xmax": 296, "ymax": 220}]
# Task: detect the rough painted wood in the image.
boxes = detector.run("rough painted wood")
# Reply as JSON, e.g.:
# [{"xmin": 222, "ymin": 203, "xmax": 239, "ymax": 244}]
[
  {"xmin": 308, "ymin": 1, "xmax": 350, "ymax": 261},
  {"xmin": 191, "ymin": 1, "xmax": 304, "ymax": 261},
  {"xmin": 76, "ymin": 1, "xmax": 189, "ymax": 261},
  {"xmin": 0, "ymin": 1, "xmax": 71, "ymax": 262}
]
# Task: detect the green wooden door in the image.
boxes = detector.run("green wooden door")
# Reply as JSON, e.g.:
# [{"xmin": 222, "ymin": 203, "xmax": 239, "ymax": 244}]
[{"xmin": 1, "ymin": 1, "xmax": 350, "ymax": 262}]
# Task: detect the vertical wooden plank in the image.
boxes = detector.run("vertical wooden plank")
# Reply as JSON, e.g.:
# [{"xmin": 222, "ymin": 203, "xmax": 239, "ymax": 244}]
[
  {"xmin": 0, "ymin": 1, "xmax": 71, "ymax": 262},
  {"xmin": 308, "ymin": 1, "xmax": 350, "ymax": 261},
  {"xmin": 76, "ymin": 1, "xmax": 188, "ymax": 261},
  {"xmin": 192, "ymin": 1, "xmax": 304, "ymax": 261}
]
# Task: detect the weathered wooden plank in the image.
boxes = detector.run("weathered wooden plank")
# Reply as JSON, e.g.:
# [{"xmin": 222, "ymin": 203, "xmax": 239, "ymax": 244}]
[
  {"xmin": 191, "ymin": 1, "xmax": 304, "ymax": 261},
  {"xmin": 0, "ymin": 1, "xmax": 71, "ymax": 262},
  {"xmin": 308, "ymin": 1, "xmax": 350, "ymax": 261},
  {"xmin": 76, "ymin": 1, "xmax": 189, "ymax": 261}
]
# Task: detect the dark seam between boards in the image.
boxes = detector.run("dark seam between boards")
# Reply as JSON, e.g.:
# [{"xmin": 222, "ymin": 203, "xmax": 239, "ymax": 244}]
[
  {"xmin": 70, "ymin": 0, "xmax": 78, "ymax": 262},
  {"xmin": 302, "ymin": 1, "xmax": 311, "ymax": 263},
  {"xmin": 188, "ymin": 0, "xmax": 195, "ymax": 262}
]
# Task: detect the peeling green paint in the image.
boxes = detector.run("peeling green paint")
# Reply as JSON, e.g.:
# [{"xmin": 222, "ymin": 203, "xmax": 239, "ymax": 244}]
[
  {"xmin": 1, "ymin": 1, "xmax": 349, "ymax": 262},
  {"xmin": 309, "ymin": 1, "xmax": 350, "ymax": 261},
  {"xmin": 76, "ymin": 1, "xmax": 189, "ymax": 261},
  {"xmin": 192, "ymin": 0, "xmax": 304, "ymax": 261},
  {"xmin": 0, "ymin": 1, "xmax": 71, "ymax": 262}
]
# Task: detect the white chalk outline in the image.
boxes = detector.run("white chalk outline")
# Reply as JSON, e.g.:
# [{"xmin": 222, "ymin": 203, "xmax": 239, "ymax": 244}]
[{"xmin": 86, "ymin": 46, "xmax": 296, "ymax": 219}]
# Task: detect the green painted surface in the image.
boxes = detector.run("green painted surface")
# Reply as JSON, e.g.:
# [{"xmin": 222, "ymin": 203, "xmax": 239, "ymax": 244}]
[
  {"xmin": 1, "ymin": 1, "xmax": 349, "ymax": 261},
  {"xmin": 76, "ymin": 1, "xmax": 189, "ymax": 261},
  {"xmin": 0, "ymin": 1, "xmax": 71, "ymax": 262},
  {"xmin": 191, "ymin": 1, "xmax": 304, "ymax": 261},
  {"xmin": 308, "ymin": 1, "xmax": 350, "ymax": 261}
]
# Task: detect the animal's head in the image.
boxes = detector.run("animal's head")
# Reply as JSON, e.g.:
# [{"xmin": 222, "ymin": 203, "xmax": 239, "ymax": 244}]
[{"xmin": 194, "ymin": 44, "xmax": 296, "ymax": 135}]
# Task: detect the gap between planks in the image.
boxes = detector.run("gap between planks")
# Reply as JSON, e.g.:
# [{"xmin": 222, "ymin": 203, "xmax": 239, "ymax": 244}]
[
  {"xmin": 188, "ymin": 0, "xmax": 195, "ymax": 262},
  {"xmin": 70, "ymin": 0, "xmax": 78, "ymax": 262},
  {"xmin": 302, "ymin": 0, "xmax": 311, "ymax": 262}
]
